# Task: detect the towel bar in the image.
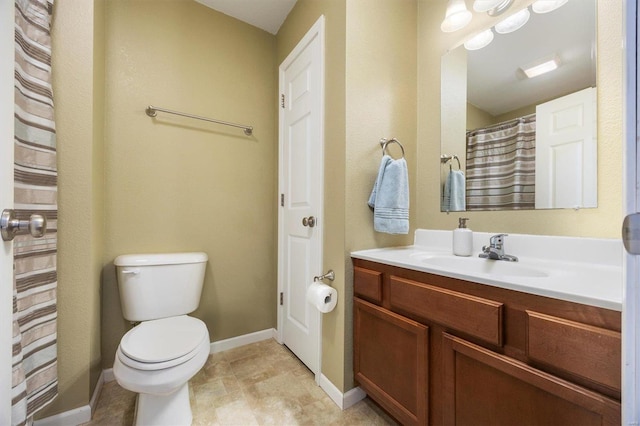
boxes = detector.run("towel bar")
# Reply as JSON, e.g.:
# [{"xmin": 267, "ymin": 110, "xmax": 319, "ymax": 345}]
[{"xmin": 145, "ymin": 105, "xmax": 253, "ymax": 136}]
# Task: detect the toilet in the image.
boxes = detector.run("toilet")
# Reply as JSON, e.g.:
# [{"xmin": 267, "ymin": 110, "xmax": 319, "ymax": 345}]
[{"xmin": 113, "ymin": 252, "xmax": 209, "ymax": 426}]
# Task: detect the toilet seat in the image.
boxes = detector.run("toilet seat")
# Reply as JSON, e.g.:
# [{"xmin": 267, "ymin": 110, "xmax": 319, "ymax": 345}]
[{"xmin": 118, "ymin": 315, "xmax": 208, "ymax": 371}]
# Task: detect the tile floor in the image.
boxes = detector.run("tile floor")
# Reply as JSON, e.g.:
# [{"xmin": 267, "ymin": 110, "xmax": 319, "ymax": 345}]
[{"xmin": 84, "ymin": 338, "xmax": 397, "ymax": 425}]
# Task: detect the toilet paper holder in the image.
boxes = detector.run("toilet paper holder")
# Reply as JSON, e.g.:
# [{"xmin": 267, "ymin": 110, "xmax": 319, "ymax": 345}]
[{"xmin": 314, "ymin": 270, "xmax": 335, "ymax": 284}]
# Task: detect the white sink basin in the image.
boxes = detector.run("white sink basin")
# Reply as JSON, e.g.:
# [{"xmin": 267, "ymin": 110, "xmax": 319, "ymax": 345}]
[{"xmin": 413, "ymin": 254, "xmax": 550, "ymax": 278}]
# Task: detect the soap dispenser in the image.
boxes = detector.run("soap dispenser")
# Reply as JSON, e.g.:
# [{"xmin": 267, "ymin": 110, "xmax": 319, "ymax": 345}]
[{"xmin": 453, "ymin": 217, "xmax": 472, "ymax": 257}]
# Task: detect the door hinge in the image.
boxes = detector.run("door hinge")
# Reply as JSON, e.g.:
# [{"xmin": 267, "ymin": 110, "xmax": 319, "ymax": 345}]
[
  {"xmin": 280, "ymin": 193, "xmax": 284, "ymax": 207},
  {"xmin": 280, "ymin": 292, "xmax": 284, "ymax": 305},
  {"xmin": 281, "ymin": 94, "xmax": 285, "ymax": 109}
]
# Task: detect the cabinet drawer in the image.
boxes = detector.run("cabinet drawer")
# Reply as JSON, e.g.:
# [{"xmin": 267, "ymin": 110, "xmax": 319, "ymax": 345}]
[
  {"xmin": 354, "ymin": 266, "xmax": 383, "ymax": 303},
  {"xmin": 526, "ymin": 310, "xmax": 621, "ymax": 391},
  {"xmin": 389, "ymin": 276, "xmax": 503, "ymax": 346}
]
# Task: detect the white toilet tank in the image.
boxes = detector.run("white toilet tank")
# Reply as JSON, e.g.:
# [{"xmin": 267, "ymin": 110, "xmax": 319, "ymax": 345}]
[{"xmin": 114, "ymin": 252, "xmax": 208, "ymax": 322}]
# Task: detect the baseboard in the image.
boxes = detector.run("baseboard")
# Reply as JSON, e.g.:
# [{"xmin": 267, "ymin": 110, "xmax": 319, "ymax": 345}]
[
  {"xmin": 210, "ymin": 328, "xmax": 277, "ymax": 353},
  {"xmin": 343, "ymin": 386, "xmax": 367, "ymax": 409},
  {"xmin": 34, "ymin": 370, "xmax": 105, "ymax": 426},
  {"xmin": 103, "ymin": 367, "xmax": 115, "ymax": 383},
  {"xmin": 318, "ymin": 374, "xmax": 366, "ymax": 410}
]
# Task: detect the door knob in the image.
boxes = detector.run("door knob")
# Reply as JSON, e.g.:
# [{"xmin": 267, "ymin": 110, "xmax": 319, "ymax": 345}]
[
  {"xmin": 302, "ymin": 216, "xmax": 316, "ymax": 228},
  {"xmin": 1, "ymin": 209, "xmax": 47, "ymax": 242}
]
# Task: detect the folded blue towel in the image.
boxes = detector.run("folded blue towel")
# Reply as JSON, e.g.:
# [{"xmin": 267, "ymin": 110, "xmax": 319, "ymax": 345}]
[
  {"xmin": 368, "ymin": 155, "xmax": 409, "ymax": 234},
  {"xmin": 442, "ymin": 170, "xmax": 466, "ymax": 212}
]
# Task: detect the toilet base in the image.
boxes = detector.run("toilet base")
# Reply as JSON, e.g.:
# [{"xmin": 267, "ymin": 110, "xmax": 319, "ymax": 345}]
[{"xmin": 134, "ymin": 382, "xmax": 192, "ymax": 426}]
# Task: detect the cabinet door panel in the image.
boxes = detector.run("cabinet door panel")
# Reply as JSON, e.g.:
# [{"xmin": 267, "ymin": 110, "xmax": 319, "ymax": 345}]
[
  {"xmin": 442, "ymin": 333, "xmax": 620, "ymax": 426},
  {"xmin": 354, "ymin": 298, "xmax": 428, "ymax": 426}
]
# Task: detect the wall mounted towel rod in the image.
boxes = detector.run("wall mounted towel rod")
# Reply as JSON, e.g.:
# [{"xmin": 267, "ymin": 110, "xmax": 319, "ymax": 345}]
[
  {"xmin": 379, "ymin": 137, "xmax": 405, "ymax": 158},
  {"xmin": 145, "ymin": 105, "xmax": 253, "ymax": 136}
]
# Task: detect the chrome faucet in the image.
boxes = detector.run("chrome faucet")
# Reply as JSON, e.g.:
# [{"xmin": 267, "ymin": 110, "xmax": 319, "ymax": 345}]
[{"xmin": 479, "ymin": 234, "xmax": 518, "ymax": 262}]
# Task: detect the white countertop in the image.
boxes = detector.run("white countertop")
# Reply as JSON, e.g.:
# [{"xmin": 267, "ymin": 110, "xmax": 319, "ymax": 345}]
[{"xmin": 351, "ymin": 230, "xmax": 623, "ymax": 311}]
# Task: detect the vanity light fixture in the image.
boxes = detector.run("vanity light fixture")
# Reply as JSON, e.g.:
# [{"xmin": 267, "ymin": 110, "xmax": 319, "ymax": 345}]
[
  {"xmin": 494, "ymin": 7, "xmax": 530, "ymax": 34},
  {"xmin": 531, "ymin": 0, "xmax": 569, "ymax": 14},
  {"xmin": 464, "ymin": 29, "xmax": 495, "ymax": 50},
  {"xmin": 520, "ymin": 55, "xmax": 561, "ymax": 78},
  {"xmin": 441, "ymin": 0, "xmax": 472, "ymax": 32}
]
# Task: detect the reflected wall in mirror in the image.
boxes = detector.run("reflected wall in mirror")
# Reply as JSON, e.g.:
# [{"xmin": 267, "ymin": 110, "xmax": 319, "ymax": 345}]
[{"xmin": 440, "ymin": 0, "xmax": 596, "ymax": 212}]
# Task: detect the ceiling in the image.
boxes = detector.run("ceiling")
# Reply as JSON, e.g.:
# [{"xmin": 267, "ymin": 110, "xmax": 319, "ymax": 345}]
[
  {"xmin": 194, "ymin": 0, "xmax": 297, "ymax": 35},
  {"xmin": 465, "ymin": 0, "xmax": 596, "ymax": 116}
]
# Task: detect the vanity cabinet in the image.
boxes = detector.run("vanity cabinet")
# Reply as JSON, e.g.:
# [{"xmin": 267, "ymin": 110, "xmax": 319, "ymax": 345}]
[{"xmin": 352, "ymin": 260, "xmax": 621, "ymax": 425}]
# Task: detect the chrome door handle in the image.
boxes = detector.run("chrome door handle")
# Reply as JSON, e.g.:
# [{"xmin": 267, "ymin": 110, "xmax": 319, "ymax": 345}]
[
  {"xmin": 302, "ymin": 216, "xmax": 316, "ymax": 228},
  {"xmin": 1, "ymin": 209, "xmax": 47, "ymax": 242}
]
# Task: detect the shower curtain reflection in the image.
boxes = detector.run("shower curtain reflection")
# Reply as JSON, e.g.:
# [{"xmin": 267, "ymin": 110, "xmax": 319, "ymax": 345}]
[{"xmin": 465, "ymin": 114, "xmax": 536, "ymax": 211}]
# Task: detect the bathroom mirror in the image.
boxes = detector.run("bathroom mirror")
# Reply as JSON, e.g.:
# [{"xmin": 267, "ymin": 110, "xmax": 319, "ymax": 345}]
[{"xmin": 440, "ymin": 0, "xmax": 596, "ymax": 212}]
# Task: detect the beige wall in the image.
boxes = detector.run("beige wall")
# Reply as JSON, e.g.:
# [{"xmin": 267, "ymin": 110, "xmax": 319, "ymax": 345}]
[
  {"xmin": 344, "ymin": 0, "xmax": 417, "ymax": 389},
  {"xmin": 418, "ymin": 0, "xmax": 623, "ymax": 237},
  {"xmin": 101, "ymin": 0, "xmax": 278, "ymax": 368},
  {"xmin": 44, "ymin": 0, "xmax": 105, "ymax": 417},
  {"xmin": 277, "ymin": 0, "xmax": 348, "ymax": 391},
  {"xmin": 277, "ymin": 0, "xmax": 416, "ymax": 392}
]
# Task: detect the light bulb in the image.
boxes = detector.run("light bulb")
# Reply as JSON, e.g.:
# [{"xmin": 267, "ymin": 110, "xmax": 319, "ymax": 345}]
[
  {"xmin": 464, "ymin": 29, "xmax": 495, "ymax": 50},
  {"xmin": 495, "ymin": 8, "xmax": 530, "ymax": 34},
  {"xmin": 441, "ymin": 0, "xmax": 472, "ymax": 32},
  {"xmin": 531, "ymin": 0, "xmax": 568, "ymax": 14}
]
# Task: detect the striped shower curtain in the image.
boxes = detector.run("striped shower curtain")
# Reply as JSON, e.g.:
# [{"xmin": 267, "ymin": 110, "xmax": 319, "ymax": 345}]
[
  {"xmin": 465, "ymin": 114, "xmax": 536, "ymax": 211},
  {"xmin": 12, "ymin": 0, "xmax": 58, "ymax": 424}
]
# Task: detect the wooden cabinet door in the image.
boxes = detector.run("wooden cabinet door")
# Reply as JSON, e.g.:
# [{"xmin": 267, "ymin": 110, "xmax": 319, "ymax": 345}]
[
  {"xmin": 442, "ymin": 333, "xmax": 620, "ymax": 426},
  {"xmin": 354, "ymin": 298, "xmax": 429, "ymax": 426}
]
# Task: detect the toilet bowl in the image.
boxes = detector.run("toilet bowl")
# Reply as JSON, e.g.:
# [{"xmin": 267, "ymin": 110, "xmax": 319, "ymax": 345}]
[
  {"xmin": 113, "ymin": 252, "xmax": 209, "ymax": 426},
  {"xmin": 113, "ymin": 316, "xmax": 209, "ymax": 425}
]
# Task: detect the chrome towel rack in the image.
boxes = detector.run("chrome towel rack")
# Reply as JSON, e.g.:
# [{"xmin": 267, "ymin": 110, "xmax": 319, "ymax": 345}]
[
  {"xmin": 145, "ymin": 105, "xmax": 253, "ymax": 136},
  {"xmin": 441, "ymin": 154, "xmax": 461, "ymax": 170},
  {"xmin": 379, "ymin": 137, "xmax": 405, "ymax": 158}
]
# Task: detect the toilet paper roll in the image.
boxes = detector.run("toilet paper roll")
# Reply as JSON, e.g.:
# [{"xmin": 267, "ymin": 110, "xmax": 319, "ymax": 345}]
[{"xmin": 306, "ymin": 282, "xmax": 338, "ymax": 313}]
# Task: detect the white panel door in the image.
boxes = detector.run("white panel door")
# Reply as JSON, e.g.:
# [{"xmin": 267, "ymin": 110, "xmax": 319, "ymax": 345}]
[
  {"xmin": 278, "ymin": 17, "xmax": 324, "ymax": 377},
  {"xmin": 535, "ymin": 87, "xmax": 597, "ymax": 209},
  {"xmin": 1, "ymin": 0, "xmax": 14, "ymax": 422}
]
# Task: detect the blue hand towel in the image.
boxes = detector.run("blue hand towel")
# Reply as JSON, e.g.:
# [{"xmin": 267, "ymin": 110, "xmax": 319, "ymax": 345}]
[
  {"xmin": 442, "ymin": 170, "xmax": 466, "ymax": 212},
  {"xmin": 368, "ymin": 155, "xmax": 409, "ymax": 234}
]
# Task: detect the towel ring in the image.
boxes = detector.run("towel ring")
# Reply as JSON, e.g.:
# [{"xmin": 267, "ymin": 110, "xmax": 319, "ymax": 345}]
[
  {"xmin": 379, "ymin": 138, "xmax": 405, "ymax": 159},
  {"xmin": 440, "ymin": 154, "xmax": 461, "ymax": 171}
]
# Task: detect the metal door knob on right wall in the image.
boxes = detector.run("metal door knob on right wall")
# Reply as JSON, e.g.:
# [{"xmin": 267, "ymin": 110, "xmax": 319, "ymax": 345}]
[{"xmin": 1, "ymin": 209, "xmax": 47, "ymax": 241}]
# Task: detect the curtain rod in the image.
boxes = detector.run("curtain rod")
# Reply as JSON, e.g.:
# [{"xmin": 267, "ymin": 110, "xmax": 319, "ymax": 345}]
[{"xmin": 145, "ymin": 105, "xmax": 253, "ymax": 136}]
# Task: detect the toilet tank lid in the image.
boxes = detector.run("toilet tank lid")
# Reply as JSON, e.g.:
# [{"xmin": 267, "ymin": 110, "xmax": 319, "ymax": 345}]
[{"xmin": 114, "ymin": 252, "xmax": 208, "ymax": 267}]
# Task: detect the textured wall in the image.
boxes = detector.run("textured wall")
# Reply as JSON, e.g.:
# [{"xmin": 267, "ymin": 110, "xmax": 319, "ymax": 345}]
[
  {"xmin": 277, "ymin": 0, "xmax": 348, "ymax": 391},
  {"xmin": 417, "ymin": 0, "xmax": 623, "ymax": 238},
  {"xmin": 101, "ymin": 0, "xmax": 278, "ymax": 368},
  {"xmin": 277, "ymin": 0, "xmax": 417, "ymax": 392},
  {"xmin": 344, "ymin": 0, "xmax": 417, "ymax": 390},
  {"xmin": 44, "ymin": 0, "xmax": 105, "ymax": 417}
]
